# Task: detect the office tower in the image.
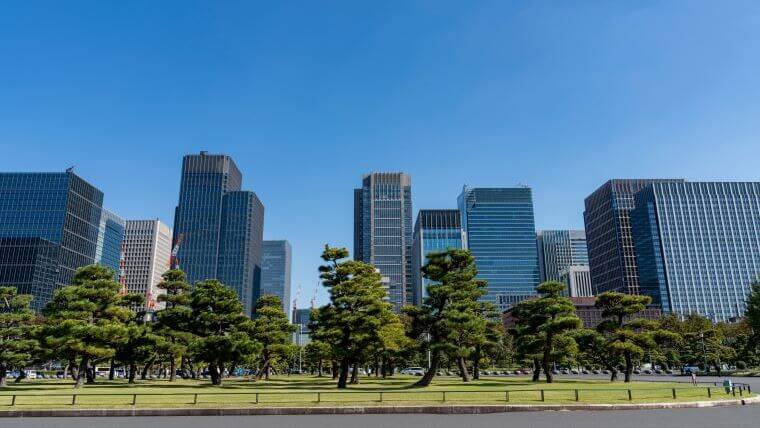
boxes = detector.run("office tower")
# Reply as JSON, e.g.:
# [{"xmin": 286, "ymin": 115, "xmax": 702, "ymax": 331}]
[
  {"xmin": 536, "ymin": 230, "xmax": 588, "ymax": 282},
  {"xmin": 95, "ymin": 209, "xmax": 125, "ymax": 276},
  {"xmin": 292, "ymin": 307, "xmax": 312, "ymax": 345},
  {"xmin": 122, "ymin": 220, "xmax": 172, "ymax": 310},
  {"xmin": 0, "ymin": 171, "xmax": 107, "ymax": 310},
  {"xmin": 583, "ymin": 179, "xmax": 684, "ymax": 296},
  {"xmin": 354, "ymin": 172, "xmax": 413, "ymax": 311},
  {"xmin": 173, "ymin": 151, "xmax": 264, "ymax": 316},
  {"xmin": 261, "ymin": 240, "xmax": 292, "ymax": 317},
  {"xmin": 411, "ymin": 209, "xmax": 464, "ymax": 305},
  {"xmin": 458, "ymin": 186, "xmax": 541, "ymax": 312},
  {"xmin": 559, "ymin": 266, "xmax": 593, "ymax": 297},
  {"xmin": 631, "ymin": 182, "xmax": 760, "ymax": 321}
]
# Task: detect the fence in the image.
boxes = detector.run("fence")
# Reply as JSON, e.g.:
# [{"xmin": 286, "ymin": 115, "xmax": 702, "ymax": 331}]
[{"xmin": 0, "ymin": 383, "xmax": 751, "ymax": 407}]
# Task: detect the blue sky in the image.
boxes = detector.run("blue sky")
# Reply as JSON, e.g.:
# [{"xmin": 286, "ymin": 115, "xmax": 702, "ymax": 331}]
[{"xmin": 2, "ymin": 1, "xmax": 760, "ymax": 306}]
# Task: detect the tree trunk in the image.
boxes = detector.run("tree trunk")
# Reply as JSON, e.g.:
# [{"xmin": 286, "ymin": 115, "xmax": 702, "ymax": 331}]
[
  {"xmin": 610, "ymin": 366, "xmax": 618, "ymax": 382},
  {"xmin": 624, "ymin": 352, "xmax": 633, "ymax": 383},
  {"xmin": 472, "ymin": 346, "xmax": 481, "ymax": 380},
  {"xmin": 141, "ymin": 357, "xmax": 155, "ymax": 380},
  {"xmin": 67, "ymin": 360, "xmax": 78, "ymax": 380},
  {"xmin": 332, "ymin": 360, "xmax": 339, "ymax": 380},
  {"xmin": 0, "ymin": 365, "xmax": 7, "ymax": 388},
  {"xmin": 209, "ymin": 363, "xmax": 222, "ymax": 385},
  {"xmin": 337, "ymin": 359, "xmax": 350, "ymax": 389},
  {"xmin": 374, "ymin": 357, "xmax": 380, "ymax": 378},
  {"xmin": 108, "ymin": 358, "xmax": 116, "ymax": 380},
  {"xmin": 129, "ymin": 362, "xmax": 137, "ymax": 384},
  {"xmin": 349, "ymin": 362, "xmax": 359, "ymax": 384},
  {"xmin": 256, "ymin": 357, "xmax": 271, "ymax": 381},
  {"xmin": 414, "ymin": 350, "xmax": 440, "ymax": 387},
  {"xmin": 317, "ymin": 360, "xmax": 323, "ymax": 377},
  {"xmin": 542, "ymin": 346, "xmax": 553, "ymax": 384},
  {"xmin": 14, "ymin": 370, "xmax": 27, "ymax": 383},
  {"xmin": 169, "ymin": 355, "xmax": 176, "ymax": 382},
  {"xmin": 532, "ymin": 358, "xmax": 541, "ymax": 382},
  {"xmin": 457, "ymin": 356, "xmax": 470, "ymax": 382},
  {"xmin": 75, "ymin": 357, "xmax": 89, "ymax": 388}
]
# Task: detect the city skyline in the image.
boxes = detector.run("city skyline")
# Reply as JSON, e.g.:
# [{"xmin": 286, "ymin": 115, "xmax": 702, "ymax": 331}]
[{"xmin": 3, "ymin": 2, "xmax": 760, "ymax": 308}]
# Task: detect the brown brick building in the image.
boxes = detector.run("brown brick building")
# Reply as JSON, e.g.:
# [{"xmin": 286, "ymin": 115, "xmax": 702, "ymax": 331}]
[{"xmin": 502, "ymin": 297, "xmax": 662, "ymax": 330}]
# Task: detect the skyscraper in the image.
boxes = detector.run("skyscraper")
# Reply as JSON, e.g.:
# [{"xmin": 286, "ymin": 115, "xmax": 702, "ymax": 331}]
[
  {"xmin": 559, "ymin": 266, "xmax": 593, "ymax": 297},
  {"xmin": 354, "ymin": 172, "xmax": 413, "ymax": 311},
  {"xmin": 631, "ymin": 181, "xmax": 760, "ymax": 321},
  {"xmin": 583, "ymin": 179, "xmax": 684, "ymax": 296},
  {"xmin": 0, "ymin": 171, "xmax": 107, "ymax": 310},
  {"xmin": 173, "ymin": 152, "xmax": 264, "ymax": 316},
  {"xmin": 95, "ymin": 208, "xmax": 125, "ymax": 276},
  {"xmin": 122, "ymin": 219, "xmax": 172, "ymax": 310},
  {"xmin": 458, "ymin": 186, "xmax": 540, "ymax": 312},
  {"xmin": 260, "ymin": 240, "xmax": 292, "ymax": 318},
  {"xmin": 536, "ymin": 230, "xmax": 588, "ymax": 282},
  {"xmin": 411, "ymin": 209, "xmax": 464, "ymax": 305}
]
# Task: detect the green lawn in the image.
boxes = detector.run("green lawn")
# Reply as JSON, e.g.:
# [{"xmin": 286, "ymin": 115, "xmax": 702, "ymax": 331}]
[{"xmin": 0, "ymin": 375, "xmax": 750, "ymax": 409}]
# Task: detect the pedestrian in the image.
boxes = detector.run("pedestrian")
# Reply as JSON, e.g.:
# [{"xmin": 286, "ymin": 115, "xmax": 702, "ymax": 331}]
[{"xmin": 690, "ymin": 370, "xmax": 697, "ymax": 386}]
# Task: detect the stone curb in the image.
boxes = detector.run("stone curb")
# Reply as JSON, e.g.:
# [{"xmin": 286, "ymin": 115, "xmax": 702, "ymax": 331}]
[{"xmin": 0, "ymin": 396, "xmax": 757, "ymax": 417}]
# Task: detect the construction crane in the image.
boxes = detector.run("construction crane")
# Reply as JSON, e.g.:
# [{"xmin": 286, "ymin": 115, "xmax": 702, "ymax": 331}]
[
  {"xmin": 310, "ymin": 279, "xmax": 320, "ymax": 309},
  {"xmin": 169, "ymin": 233, "xmax": 184, "ymax": 269}
]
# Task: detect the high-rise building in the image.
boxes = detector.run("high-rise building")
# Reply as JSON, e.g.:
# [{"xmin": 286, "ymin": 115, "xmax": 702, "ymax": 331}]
[
  {"xmin": 536, "ymin": 230, "xmax": 588, "ymax": 282},
  {"xmin": 122, "ymin": 220, "xmax": 172, "ymax": 310},
  {"xmin": 95, "ymin": 208, "xmax": 125, "ymax": 276},
  {"xmin": 631, "ymin": 181, "xmax": 760, "ymax": 321},
  {"xmin": 583, "ymin": 179, "xmax": 684, "ymax": 296},
  {"xmin": 411, "ymin": 209, "xmax": 464, "ymax": 305},
  {"xmin": 0, "ymin": 171, "xmax": 107, "ymax": 310},
  {"xmin": 260, "ymin": 240, "xmax": 292, "ymax": 318},
  {"xmin": 559, "ymin": 266, "xmax": 593, "ymax": 297},
  {"xmin": 292, "ymin": 307, "xmax": 312, "ymax": 345},
  {"xmin": 458, "ymin": 186, "xmax": 541, "ymax": 312},
  {"xmin": 354, "ymin": 172, "xmax": 413, "ymax": 311},
  {"xmin": 173, "ymin": 152, "xmax": 264, "ymax": 316}
]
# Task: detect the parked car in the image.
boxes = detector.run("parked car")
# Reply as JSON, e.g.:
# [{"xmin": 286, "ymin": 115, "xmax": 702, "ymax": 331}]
[{"xmin": 400, "ymin": 367, "xmax": 425, "ymax": 376}]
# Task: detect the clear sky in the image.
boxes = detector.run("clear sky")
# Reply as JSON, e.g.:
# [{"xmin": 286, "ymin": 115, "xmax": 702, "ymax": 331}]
[{"xmin": 2, "ymin": 1, "xmax": 760, "ymax": 306}]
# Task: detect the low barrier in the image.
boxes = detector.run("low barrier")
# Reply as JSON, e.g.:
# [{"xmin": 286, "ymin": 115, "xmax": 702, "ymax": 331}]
[{"xmin": 0, "ymin": 383, "xmax": 751, "ymax": 407}]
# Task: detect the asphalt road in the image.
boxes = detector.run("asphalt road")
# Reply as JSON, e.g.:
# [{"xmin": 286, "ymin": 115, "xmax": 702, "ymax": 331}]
[{"xmin": 3, "ymin": 375, "xmax": 758, "ymax": 428}]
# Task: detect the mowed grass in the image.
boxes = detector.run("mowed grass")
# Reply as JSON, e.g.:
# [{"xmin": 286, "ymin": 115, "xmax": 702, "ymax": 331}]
[{"xmin": 0, "ymin": 375, "xmax": 749, "ymax": 409}]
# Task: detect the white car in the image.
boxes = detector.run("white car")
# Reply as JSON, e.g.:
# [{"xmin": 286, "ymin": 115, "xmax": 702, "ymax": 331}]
[{"xmin": 400, "ymin": 367, "xmax": 425, "ymax": 376}]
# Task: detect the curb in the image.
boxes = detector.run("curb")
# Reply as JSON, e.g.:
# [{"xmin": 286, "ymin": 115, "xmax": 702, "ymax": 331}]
[{"xmin": 1, "ymin": 396, "xmax": 758, "ymax": 417}]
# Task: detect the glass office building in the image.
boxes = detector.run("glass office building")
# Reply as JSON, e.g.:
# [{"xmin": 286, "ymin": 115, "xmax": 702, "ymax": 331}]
[
  {"xmin": 536, "ymin": 230, "xmax": 588, "ymax": 282},
  {"xmin": 260, "ymin": 240, "xmax": 292, "ymax": 318},
  {"xmin": 0, "ymin": 171, "xmax": 106, "ymax": 310},
  {"xmin": 354, "ymin": 172, "xmax": 413, "ymax": 311},
  {"xmin": 173, "ymin": 152, "xmax": 264, "ymax": 316},
  {"xmin": 95, "ymin": 208, "xmax": 125, "ymax": 276},
  {"xmin": 584, "ymin": 179, "xmax": 684, "ymax": 296},
  {"xmin": 411, "ymin": 209, "xmax": 464, "ymax": 305},
  {"xmin": 458, "ymin": 186, "xmax": 540, "ymax": 311},
  {"xmin": 632, "ymin": 181, "xmax": 760, "ymax": 321}
]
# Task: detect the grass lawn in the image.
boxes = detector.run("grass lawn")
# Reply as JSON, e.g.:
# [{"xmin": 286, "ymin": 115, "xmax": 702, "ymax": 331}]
[{"xmin": 0, "ymin": 375, "xmax": 750, "ymax": 409}]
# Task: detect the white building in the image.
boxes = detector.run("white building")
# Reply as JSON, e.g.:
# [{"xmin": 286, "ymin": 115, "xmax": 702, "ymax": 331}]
[
  {"xmin": 123, "ymin": 220, "xmax": 172, "ymax": 310},
  {"xmin": 560, "ymin": 265, "xmax": 593, "ymax": 298}
]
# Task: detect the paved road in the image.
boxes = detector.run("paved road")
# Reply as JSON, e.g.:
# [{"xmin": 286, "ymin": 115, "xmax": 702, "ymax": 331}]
[{"xmin": 3, "ymin": 375, "xmax": 757, "ymax": 428}]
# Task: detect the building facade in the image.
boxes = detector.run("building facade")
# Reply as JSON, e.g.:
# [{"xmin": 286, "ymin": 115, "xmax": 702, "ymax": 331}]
[
  {"xmin": 411, "ymin": 209, "xmax": 464, "ymax": 305},
  {"xmin": 260, "ymin": 240, "xmax": 292, "ymax": 318},
  {"xmin": 503, "ymin": 297, "xmax": 662, "ymax": 330},
  {"xmin": 536, "ymin": 229, "xmax": 588, "ymax": 282},
  {"xmin": 173, "ymin": 152, "xmax": 264, "ymax": 316},
  {"xmin": 122, "ymin": 220, "xmax": 172, "ymax": 310},
  {"xmin": 583, "ymin": 179, "xmax": 684, "ymax": 296},
  {"xmin": 292, "ymin": 307, "xmax": 312, "ymax": 345},
  {"xmin": 458, "ymin": 186, "xmax": 541, "ymax": 311},
  {"xmin": 559, "ymin": 266, "xmax": 593, "ymax": 297},
  {"xmin": 632, "ymin": 181, "xmax": 760, "ymax": 321},
  {"xmin": 95, "ymin": 208, "xmax": 125, "ymax": 276},
  {"xmin": 0, "ymin": 171, "xmax": 107, "ymax": 310},
  {"xmin": 354, "ymin": 172, "xmax": 413, "ymax": 311}
]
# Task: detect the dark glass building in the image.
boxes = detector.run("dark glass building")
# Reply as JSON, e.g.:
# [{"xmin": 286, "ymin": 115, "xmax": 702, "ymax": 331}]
[
  {"xmin": 0, "ymin": 171, "xmax": 106, "ymax": 310},
  {"xmin": 95, "ymin": 208, "xmax": 125, "ymax": 277},
  {"xmin": 583, "ymin": 179, "xmax": 684, "ymax": 296},
  {"xmin": 411, "ymin": 209, "xmax": 464, "ymax": 305},
  {"xmin": 173, "ymin": 152, "xmax": 264, "ymax": 316},
  {"xmin": 354, "ymin": 172, "xmax": 413, "ymax": 311},
  {"xmin": 458, "ymin": 186, "xmax": 540, "ymax": 312},
  {"xmin": 260, "ymin": 240, "xmax": 292, "ymax": 318},
  {"xmin": 632, "ymin": 181, "xmax": 760, "ymax": 321},
  {"xmin": 536, "ymin": 230, "xmax": 588, "ymax": 282}
]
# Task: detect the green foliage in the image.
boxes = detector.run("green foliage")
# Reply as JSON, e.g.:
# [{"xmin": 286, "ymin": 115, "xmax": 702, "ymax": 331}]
[
  {"xmin": 403, "ymin": 249, "xmax": 488, "ymax": 386},
  {"xmin": 304, "ymin": 340, "xmax": 332, "ymax": 376},
  {"xmin": 746, "ymin": 280, "xmax": 760, "ymax": 350},
  {"xmin": 154, "ymin": 269, "xmax": 194, "ymax": 381},
  {"xmin": 0, "ymin": 287, "xmax": 37, "ymax": 386},
  {"xmin": 251, "ymin": 294, "xmax": 296, "ymax": 380},
  {"xmin": 311, "ymin": 245, "xmax": 397, "ymax": 388},
  {"xmin": 186, "ymin": 279, "xmax": 260, "ymax": 385},
  {"xmin": 40, "ymin": 265, "xmax": 133, "ymax": 387}
]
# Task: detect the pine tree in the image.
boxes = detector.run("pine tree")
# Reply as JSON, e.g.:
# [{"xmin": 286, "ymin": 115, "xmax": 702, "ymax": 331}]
[
  {"xmin": 40, "ymin": 265, "xmax": 132, "ymax": 388},
  {"xmin": 0, "ymin": 287, "xmax": 37, "ymax": 387},
  {"xmin": 252, "ymin": 294, "xmax": 296, "ymax": 380},
  {"xmin": 154, "ymin": 269, "xmax": 193, "ymax": 381}
]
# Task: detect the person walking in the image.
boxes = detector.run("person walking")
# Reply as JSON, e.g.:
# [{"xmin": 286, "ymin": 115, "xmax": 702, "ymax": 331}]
[{"xmin": 690, "ymin": 370, "xmax": 698, "ymax": 386}]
